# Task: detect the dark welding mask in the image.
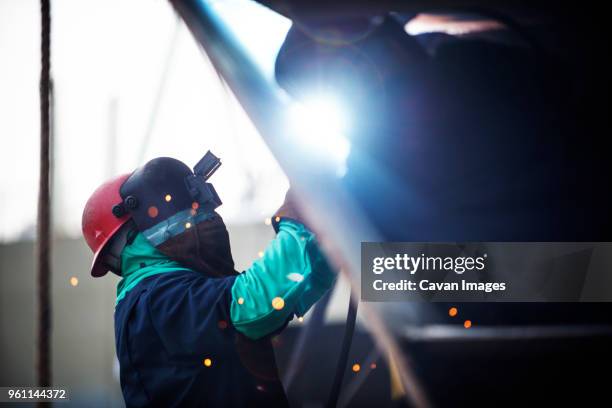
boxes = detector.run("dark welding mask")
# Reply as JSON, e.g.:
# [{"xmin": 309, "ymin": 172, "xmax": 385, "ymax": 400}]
[{"xmin": 112, "ymin": 151, "xmax": 237, "ymax": 277}]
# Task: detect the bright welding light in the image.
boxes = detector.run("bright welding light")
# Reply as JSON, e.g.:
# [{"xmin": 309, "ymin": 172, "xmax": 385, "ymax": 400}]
[{"xmin": 286, "ymin": 95, "xmax": 351, "ymax": 175}]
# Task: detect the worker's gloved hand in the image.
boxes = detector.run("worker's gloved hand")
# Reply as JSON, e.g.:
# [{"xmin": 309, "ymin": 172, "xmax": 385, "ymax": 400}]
[
  {"xmin": 272, "ymin": 188, "xmax": 308, "ymax": 233},
  {"xmin": 230, "ymin": 218, "xmax": 336, "ymax": 340}
]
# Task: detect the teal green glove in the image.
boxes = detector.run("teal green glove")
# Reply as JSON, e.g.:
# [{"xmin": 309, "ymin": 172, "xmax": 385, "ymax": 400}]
[{"xmin": 230, "ymin": 219, "xmax": 336, "ymax": 339}]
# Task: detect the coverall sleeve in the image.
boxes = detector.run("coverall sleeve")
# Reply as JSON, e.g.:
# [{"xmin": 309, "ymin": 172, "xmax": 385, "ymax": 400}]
[{"xmin": 230, "ymin": 219, "xmax": 336, "ymax": 340}]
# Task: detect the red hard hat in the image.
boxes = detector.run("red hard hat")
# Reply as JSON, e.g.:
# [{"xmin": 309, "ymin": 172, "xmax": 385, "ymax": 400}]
[{"xmin": 82, "ymin": 173, "xmax": 132, "ymax": 277}]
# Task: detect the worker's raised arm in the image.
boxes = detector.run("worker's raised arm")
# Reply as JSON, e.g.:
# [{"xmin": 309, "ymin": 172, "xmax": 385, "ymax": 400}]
[{"xmin": 230, "ymin": 219, "xmax": 336, "ymax": 340}]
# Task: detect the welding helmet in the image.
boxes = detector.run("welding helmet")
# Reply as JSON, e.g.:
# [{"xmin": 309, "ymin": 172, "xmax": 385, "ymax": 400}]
[
  {"xmin": 117, "ymin": 152, "xmax": 236, "ymax": 277},
  {"xmin": 110, "ymin": 151, "xmax": 220, "ymax": 242}
]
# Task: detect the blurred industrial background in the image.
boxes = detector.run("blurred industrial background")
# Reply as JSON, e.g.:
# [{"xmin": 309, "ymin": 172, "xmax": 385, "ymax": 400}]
[
  {"xmin": 3, "ymin": 0, "xmax": 612, "ymax": 406},
  {"xmin": 0, "ymin": 0, "xmax": 292, "ymax": 243}
]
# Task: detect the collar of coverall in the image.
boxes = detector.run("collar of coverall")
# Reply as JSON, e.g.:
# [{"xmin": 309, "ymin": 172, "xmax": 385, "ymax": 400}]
[{"xmin": 115, "ymin": 232, "xmax": 192, "ymax": 306}]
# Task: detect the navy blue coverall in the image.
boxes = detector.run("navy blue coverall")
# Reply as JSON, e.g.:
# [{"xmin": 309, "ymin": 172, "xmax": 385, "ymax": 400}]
[{"xmin": 115, "ymin": 271, "xmax": 289, "ymax": 407}]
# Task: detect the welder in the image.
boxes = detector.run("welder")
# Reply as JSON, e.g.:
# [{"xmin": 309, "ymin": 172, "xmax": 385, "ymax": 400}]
[{"xmin": 81, "ymin": 152, "xmax": 336, "ymax": 407}]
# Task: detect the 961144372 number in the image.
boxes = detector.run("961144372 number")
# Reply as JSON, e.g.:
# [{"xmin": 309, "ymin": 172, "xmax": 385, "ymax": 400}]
[{"xmin": 1, "ymin": 387, "xmax": 68, "ymax": 402}]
